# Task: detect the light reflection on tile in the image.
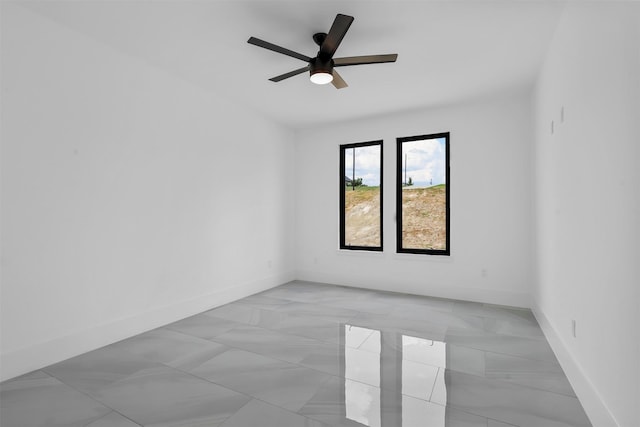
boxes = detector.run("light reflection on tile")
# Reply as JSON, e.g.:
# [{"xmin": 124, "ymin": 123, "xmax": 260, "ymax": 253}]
[
  {"xmin": 402, "ymin": 395, "xmax": 445, "ymax": 427},
  {"xmin": 345, "ymin": 347, "xmax": 380, "ymax": 387},
  {"xmin": 401, "ymin": 359, "xmax": 439, "ymax": 400},
  {"xmin": 2, "ymin": 281, "xmax": 591, "ymax": 427},
  {"xmin": 345, "ymin": 325, "xmax": 378, "ymax": 349},
  {"xmin": 403, "ymin": 335, "xmax": 447, "ymax": 367},
  {"xmin": 359, "ymin": 328, "xmax": 382, "ymax": 354},
  {"xmin": 346, "ymin": 379, "xmax": 381, "ymax": 427}
]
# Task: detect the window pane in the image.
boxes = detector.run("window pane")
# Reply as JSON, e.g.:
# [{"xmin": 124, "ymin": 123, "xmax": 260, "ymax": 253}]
[
  {"xmin": 397, "ymin": 133, "xmax": 449, "ymax": 255},
  {"xmin": 340, "ymin": 141, "xmax": 382, "ymax": 250}
]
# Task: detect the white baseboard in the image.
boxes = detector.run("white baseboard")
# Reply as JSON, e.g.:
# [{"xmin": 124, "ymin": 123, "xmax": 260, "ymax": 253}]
[
  {"xmin": 531, "ymin": 301, "xmax": 619, "ymax": 427},
  {"xmin": 0, "ymin": 270, "xmax": 294, "ymax": 382},
  {"xmin": 295, "ymin": 269, "xmax": 531, "ymax": 308}
]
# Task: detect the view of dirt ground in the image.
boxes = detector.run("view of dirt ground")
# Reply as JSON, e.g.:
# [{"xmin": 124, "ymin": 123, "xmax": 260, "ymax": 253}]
[
  {"xmin": 344, "ymin": 185, "xmax": 446, "ymax": 249},
  {"xmin": 401, "ymin": 185, "xmax": 446, "ymax": 250},
  {"xmin": 344, "ymin": 186, "xmax": 381, "ymax": 247}
]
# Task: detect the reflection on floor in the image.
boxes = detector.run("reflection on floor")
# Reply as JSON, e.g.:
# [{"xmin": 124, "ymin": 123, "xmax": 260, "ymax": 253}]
[{"xmin": 1, "ymin": 281, "xmax": 592, "ymax": 427}]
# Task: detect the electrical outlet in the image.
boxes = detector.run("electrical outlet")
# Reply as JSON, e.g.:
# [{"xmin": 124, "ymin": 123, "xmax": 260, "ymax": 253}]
[
  {"xmin": 481, "ymin": 269, "xmax": 488, "ymax": 278},
  {"xmin": 572, "ymin": 319, "xmax": 577, "ymax": 338}
]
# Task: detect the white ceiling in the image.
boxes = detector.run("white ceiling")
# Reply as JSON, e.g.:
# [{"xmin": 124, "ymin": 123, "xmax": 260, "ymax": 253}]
[{"xmin": 20, "ymin": 1, "xmax": 565, "ymax": 130}]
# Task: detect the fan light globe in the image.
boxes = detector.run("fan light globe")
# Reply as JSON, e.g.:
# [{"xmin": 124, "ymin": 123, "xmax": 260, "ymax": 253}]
[{"xmin": 310, "ymin": 72, "xmax": 333, "ymax": 85}]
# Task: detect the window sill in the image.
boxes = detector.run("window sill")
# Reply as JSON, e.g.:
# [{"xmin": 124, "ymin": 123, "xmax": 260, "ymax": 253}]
[
  {"xmin": 392, "ymin": 252, "xmax": 454, "ymax": 263},
  {"xmin": 335, "ymin": 249, "xmax": 454, "ymax": 263},
  {"xmin": 336, "ymin": 249, "xmax": 385, "ymax": 257}
]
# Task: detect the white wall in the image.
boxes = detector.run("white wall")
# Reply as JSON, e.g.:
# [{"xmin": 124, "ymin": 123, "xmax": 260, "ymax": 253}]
[
  {"xmin": 533, "ymin": 3, "xmax": 640, "ymax": 426},
  {"xmin": 294, "ymin": 92, "xmax": 534, "ymax": 307},
  {"xmin": 0, "ymin": 4, "xmax": 295, "ymax": 381}
]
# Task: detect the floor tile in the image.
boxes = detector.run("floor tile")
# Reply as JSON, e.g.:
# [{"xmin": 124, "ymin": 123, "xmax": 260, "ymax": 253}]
[
  {"xmin": 350, "ymin": 311, "xmax": 449, "ymax": 341},
  {"xmin": 369, "ymin": 291, "xmax": 456, "ymax": 314},
  {"xmin": 165, "ymin": 313, "xmax": 243, "ymax": 340},
  {"xmin": 275, "ymin": 301, "xmax": 360, "ymax": 323},
  {"xmin": 269, "ymin": 313, "xmax": 345, "ymax": 344},
  {"xmin": 0, "ymin": 373, "xmax": 110, "ymax": 427},
  {"xmin": 297, "ymin": 344, "xmax": 345, "ymax": 376},
  {"xmin": 484, "ymin": 352, "xmax": 575, "ymax": 397},
  {"xmin": 299, "ymin": 376, "xmax": 385, "ymax": 427},
  {"xmin": 110, "ymin": 327, "xmax": 228, "ymax": 371},
  {"xmin": 43, "ymin": 344, "xmax": 159, "ymax": 395},
  {"xmin": 447, "ymin": 344, "xmax": 486, "ymax": 377},
  {"xmin": 487, "ymin": 419, "xmax": 519, "ymax": 427},
  {"xmin": 85, "ymin": 411, "xmax": 142, "ymax": 427},
  {"xmin": 220, "ymin": 398, "xmax": 330, "ymax": 427},
  {"xmin": 189, "ymin": 348, "xmax": 331, "ymax": 412},
  {"xmin": 262, "ymin": 282, "xmax": 366, "ymax": 306},
  {"xmin": 234, "ymin": 293, "xmax": 296, "ymax": 311},
  {"xmin": 453, "ymin": 301, "xmax": 537, "ymax": 327},
  {"xmin": 390, "ymin": 305, "xmax": 485, "ymax": 332},
  {"xmin": 205, "ymin": 303, "xmax": 268, "ymax": 325},
  {"xmin": 444, "ymin": 406, "xmax": 492, "ymax": 427},
  {"xmin": 319, "ymin": 293, "xmax": 397, "ymax": 315},
  {"xmin": 444, "ymin": 328, "xmax": 558, "ymax": 363},
  {"xmin": 89, "ymin": 365, "xmax": 251, "ymax": 427},
  {"xmin": 445, "ymin": 370, "xmax": 591, "ymax": 427},
  {"xmin": 1, "ymin": 282, "xmax": 592, "ymax": 427},
  {"xmin": 213, "ymin": 324, "xmax": 332, "ymax": 364},
  {"xmin": 483, "ymin": 316, "xmax": 545, "ymax": 340}
]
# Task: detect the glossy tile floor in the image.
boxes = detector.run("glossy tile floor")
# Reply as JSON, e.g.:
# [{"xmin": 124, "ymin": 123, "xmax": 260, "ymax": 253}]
[{"xmin": 1, "ymin": 281, "xmax": 592, "ymax": 427}]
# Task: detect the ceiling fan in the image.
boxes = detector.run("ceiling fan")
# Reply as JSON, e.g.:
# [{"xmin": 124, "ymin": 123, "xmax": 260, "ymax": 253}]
[{"xmin": 248, "ymin": 13, "xmax": 398, "ymax": 89}]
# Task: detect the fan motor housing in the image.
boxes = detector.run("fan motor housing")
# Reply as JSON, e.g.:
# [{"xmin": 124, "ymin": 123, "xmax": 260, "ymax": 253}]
[{"xmin": 310, "ymin": 57, "xmax": 334, "ymax": 75}]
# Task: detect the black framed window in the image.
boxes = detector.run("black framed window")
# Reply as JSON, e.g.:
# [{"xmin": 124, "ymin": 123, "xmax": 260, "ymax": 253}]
[
  {"xmin": 340, "ymin": 141, "xmax": 383, "ymax": 251},
  {"xmin": 396, "ymin": 133, "xmax": 450, "ymax": 255}
]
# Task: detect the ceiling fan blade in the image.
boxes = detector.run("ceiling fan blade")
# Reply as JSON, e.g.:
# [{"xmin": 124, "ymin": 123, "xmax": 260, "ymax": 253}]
[
  {"xmin": 331, "ymin": 70, "xmax": 348, "ymax": 89},
  {"xmin": 248, "ymin": 37, "xmax": 311, "ymax": 62},
  {"xmin": 269, "ymin": 66, "xmax": 310, "ymax": 82},
  {"xmin": 334, "ymin": 54, "xmax": 398, "ymax": 67},
  {"xmin": 320, "ymin": 14, "xmax": 354, "ymax": 58}
]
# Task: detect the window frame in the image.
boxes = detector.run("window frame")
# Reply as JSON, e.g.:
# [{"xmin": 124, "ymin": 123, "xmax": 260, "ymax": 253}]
[
  {"xmin": 339, "ymin": 140, "xmax": 384, "ymax": 251},
  {"xmin": 396, "ymin": 132, "xmax": 450, "ymax": 256}
]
